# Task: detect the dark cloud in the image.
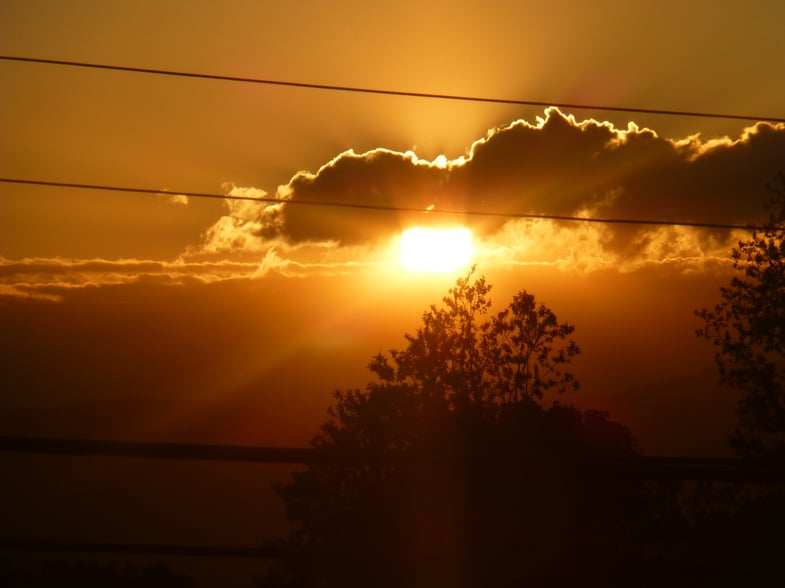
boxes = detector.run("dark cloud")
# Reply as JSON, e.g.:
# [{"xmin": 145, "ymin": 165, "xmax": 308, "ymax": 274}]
[
  {"xmin": 280, "ymin": 148, "xmax": 450, "ymax": 244},
  {"xmin": 271, "ymin": 109, "xmax": 784, "ymax": 248}
]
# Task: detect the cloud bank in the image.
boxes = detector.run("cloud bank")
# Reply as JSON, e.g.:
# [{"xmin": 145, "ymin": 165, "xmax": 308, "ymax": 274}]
[
  {"xmin": 3, "ymin": 109, "xmax": 783, "ymax": 297},
  {"xmin": 0, "ymin": 256, "xmax": 282, "ymax": 300},
  {"xmin": 195, "ymin": 108, "xmax": 785, "ymax": 266}
]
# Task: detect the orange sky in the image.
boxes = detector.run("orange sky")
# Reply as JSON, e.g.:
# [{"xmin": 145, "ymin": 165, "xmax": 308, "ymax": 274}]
[
  {"xmin": 5, "ymin": 5, "xmax": 785, "ymax": 585},
  {"xmin": 2, "ymin": 0, "xmax": 785, "ymax": 460}
]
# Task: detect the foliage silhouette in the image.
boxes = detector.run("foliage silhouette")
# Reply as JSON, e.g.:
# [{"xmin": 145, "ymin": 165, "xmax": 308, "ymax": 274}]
[
  {"xmin": 696, "ymin": 172, "xmax": 785, "ymax": 456},
  {"xmin": 258, "ymin": 268, "xmax": 655, "ymax": 588},
  {"xmin": 692, "ymin": 174, "xmax": 785, "ymax": 588},
  {"xmin": 369, "ymin": 268, "xmax": 580, "ymax": 408}
]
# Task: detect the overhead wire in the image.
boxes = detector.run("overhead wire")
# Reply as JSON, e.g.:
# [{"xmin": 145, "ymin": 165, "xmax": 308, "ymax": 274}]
[
  {"xmin": 0, "ymin": 55, "xmax": 777, "ymax": 231},
  {"xmin": 0, "ymin": 177, "xmax": 767, "ymax": 231},
  {"xmin": 0, "ymin": 539, "xmax": 284, "ymax": 559},
  {"xmin": 2, "ymin": 55, "xmax": 785, "ymax": 124},
  {"xmin": 1, "ymin": 435, "xmax": 784, "ymax": 483}
]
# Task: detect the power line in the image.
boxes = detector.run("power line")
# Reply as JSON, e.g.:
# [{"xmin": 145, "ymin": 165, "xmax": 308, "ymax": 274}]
[
  {"xmin": 0, "ymin": 435, "xmax": 347, "ymax": 465},
  {"xmin": 0, "ymin": 539, "xmax": 284, "ymax": 559},
  {"xmin": 2, "ymin": 55, "xmax": 784, "ymax": 124},
  {"xmin": 2, "ymin": 435, "xmax": 785, "ymax": 483},
  {"xmin": 0, "ymin": 177, "xmax": 765, "ymax": 231}
]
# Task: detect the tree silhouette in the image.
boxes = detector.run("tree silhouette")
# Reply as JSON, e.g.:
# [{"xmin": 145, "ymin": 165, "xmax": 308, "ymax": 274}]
[
  {"xmin": 369, "ymin": 267, "xmax": 580, "ymax": 408},
  {"xmin": 259, "ymin": 268, "xmax": 645, "ymax": 588},
  {"xmin": 483, "ymin": 290, "xmax": 580, "ymax": 403},
  {"xmin": 692, "ymin": 175, "xmax": 785, "ymax": 587},
  {"xmin": 696, "ymin": 173, "xmax": 785, "ymax": 457}
]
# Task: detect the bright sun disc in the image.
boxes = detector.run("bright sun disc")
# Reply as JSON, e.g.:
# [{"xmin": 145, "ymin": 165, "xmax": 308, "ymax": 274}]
[{"xmin": 401, "ymin": 228, "xmax": 473, "ymax": 272}]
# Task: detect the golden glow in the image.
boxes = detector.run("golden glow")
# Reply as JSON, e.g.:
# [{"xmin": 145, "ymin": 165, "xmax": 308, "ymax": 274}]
[{"xmin": 400, "ymin": 227, "xmax": 473, "ymax": 272}]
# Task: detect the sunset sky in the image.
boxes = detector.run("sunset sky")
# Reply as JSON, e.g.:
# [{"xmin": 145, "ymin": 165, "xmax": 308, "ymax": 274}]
[
  {"xmin": 3, "ymin": 0, "xmax": 785, "ymax": 451},
  {"xmin": 2, "ymin": 4, "xmax": 785, "ymax": 574}
]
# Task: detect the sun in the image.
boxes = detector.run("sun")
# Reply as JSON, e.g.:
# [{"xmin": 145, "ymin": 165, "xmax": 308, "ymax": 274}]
[{"xmin": 400, "ymin": 227, "xmax": 474, "ymax": 272}]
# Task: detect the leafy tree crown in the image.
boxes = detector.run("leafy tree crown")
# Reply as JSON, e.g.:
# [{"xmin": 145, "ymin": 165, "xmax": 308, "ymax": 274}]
[{"xmin": 696, "ymin": 172, "xmax": 785, "ymax": 456}]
